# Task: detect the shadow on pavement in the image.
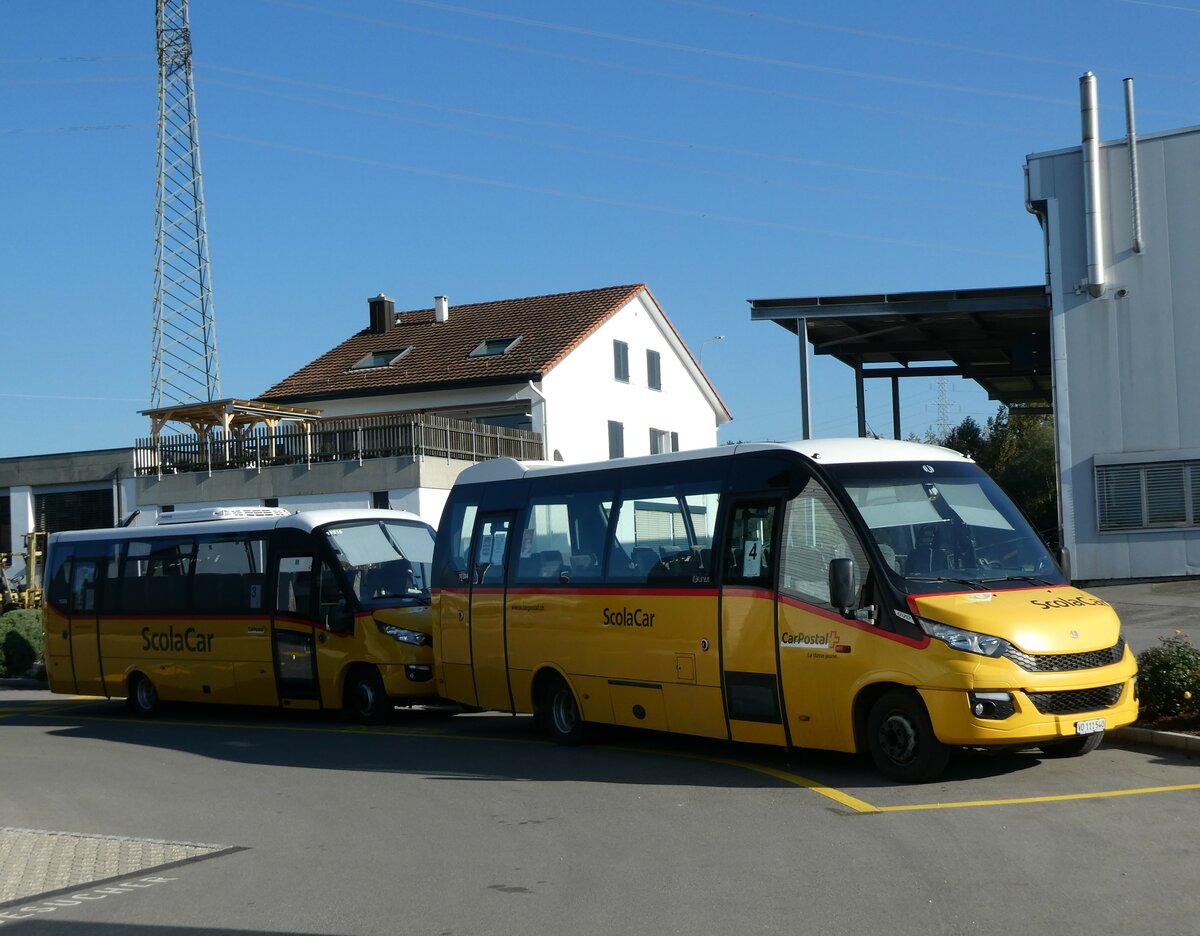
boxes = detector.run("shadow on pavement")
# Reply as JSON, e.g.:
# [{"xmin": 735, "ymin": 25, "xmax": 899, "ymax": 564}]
[{"xmin": 2, "ymin": 695, "xmax": 1069, "ymax": 792}]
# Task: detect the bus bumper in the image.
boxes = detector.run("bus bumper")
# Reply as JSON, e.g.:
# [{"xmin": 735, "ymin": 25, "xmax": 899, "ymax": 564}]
[
  {"xmin": 919, "ymin": 678, "xmax": 1139, "ymax": 748},
  {"xmin": 380, "ymin": 662, "xmax": 437, "ymax": 701}
]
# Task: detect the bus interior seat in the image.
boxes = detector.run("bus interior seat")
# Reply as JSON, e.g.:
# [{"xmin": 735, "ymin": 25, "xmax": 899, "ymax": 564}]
[
  {"xmin": 905, "ymin": 544, "xmax": 948, "ymax": 574},
  {"xmin": 538, "ymin": 550, "xmax": 565, "ymax": 578},
  {"xmin": 630, "ymin": 548, "xmax": 659, "ymax": 577},
  {"xmin": 877, "ymin": 543, "xmax": 900, "ymax": 573},
  {"xmin": 569, "ymin": 553, "xmax": 599, "ymax": 578}
]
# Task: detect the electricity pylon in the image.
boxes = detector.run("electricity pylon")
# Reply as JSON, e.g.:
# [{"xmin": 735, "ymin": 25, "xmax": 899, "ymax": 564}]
[{"xmin": 152, "ymin": 0, "xmax": 220, "ymax": 408}]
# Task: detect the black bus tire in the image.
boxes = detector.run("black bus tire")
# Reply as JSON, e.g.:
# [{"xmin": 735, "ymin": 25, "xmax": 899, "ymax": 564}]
[
  {"xmin": 542, "ymin": 675, "xmax": 587, "ymax": 746},
  {"xmin": 866, "ymin": 688, "xmax": 950, "ymax": 783},
  {"xmin": 1039, "ymin": 731, "xmax": 1104, "ymax": 758},
  {"xmin": 343, "ymin": 667, "xmax": 390, "ymax": 725},
  {"xmin": 126, "ymin": 673, "xmax": 160, "ymax": 718}
]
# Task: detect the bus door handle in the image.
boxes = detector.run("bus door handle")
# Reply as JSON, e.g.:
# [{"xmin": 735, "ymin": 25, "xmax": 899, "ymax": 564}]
[{"xmin": 247, "ymin": 626, "xmax": 266, "ymax": 636}]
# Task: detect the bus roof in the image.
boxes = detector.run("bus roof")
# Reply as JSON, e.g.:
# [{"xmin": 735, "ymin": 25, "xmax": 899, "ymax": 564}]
[
  {"xmin": 48, "ymin": 507, "xmax": 432, "ymax": 545},
  {"xmin": 453, "ymin": 438, "xmax": 971, "ymax": 486}
]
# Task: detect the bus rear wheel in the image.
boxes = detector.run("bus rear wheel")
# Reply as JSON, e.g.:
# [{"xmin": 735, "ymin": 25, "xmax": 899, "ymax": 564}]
[
  {"xmin": 343, "ymin": 667, "xmax": 391, "ymax": 725},
  {"xmin": 126, "ymin": 673, "xmax": 160, "ymax": 718},
  {"xmin": 542, "ymin": 675, "xmax": 587, "ymax": 746},
  {"xmin": 866, "ymin": 688, "xmax": 949, "ymax": 783}
]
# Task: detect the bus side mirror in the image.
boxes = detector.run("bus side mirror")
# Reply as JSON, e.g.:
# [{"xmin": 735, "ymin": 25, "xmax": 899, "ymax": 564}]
[
  {"xmin": 1054, "ymin": 546, "xmax": 1071, "ymax": 582},
  {"xmin": 829, "ymin": 558, "xmax": 856, "ymax": 612},
  {"xmin": 325, "ymin": 603, "xmax": 354, "ymax": 634}
]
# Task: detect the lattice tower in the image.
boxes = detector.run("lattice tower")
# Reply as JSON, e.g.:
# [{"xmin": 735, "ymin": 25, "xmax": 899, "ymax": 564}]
[{"xmin": 152, "ymin": 0, "xmax": 220, "ymax": 407}]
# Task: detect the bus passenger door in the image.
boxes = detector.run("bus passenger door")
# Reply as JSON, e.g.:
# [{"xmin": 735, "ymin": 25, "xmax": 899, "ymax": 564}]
[
  {"xmin": 720, "ymin": 499, "xmax": 788, "ymax": 747},
  {"xmin": 469, "ymin": 513, "xmax": 515, "ymax": 712},
  {"xmin": 271, "ymin": 554, "xmax": 320, "ymax": 707},
  {"xmin": 67, "ymin": 556, "xmax": 105, "ymax": 696}
]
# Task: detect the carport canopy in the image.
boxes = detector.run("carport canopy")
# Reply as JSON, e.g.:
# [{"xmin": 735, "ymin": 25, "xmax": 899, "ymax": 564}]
[{"xmin": 748, "ymin": 285, "xmax": 1052, "ymax": 439}]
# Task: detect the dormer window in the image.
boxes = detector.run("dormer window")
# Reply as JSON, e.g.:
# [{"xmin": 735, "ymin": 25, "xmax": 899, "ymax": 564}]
[
  {"xmin": 351, "ymin": 347, "xmax": 413, "ymax": 370},
  {"xmin": 469, "ymin": 336, "xmax": 521, "ymax": 357}
]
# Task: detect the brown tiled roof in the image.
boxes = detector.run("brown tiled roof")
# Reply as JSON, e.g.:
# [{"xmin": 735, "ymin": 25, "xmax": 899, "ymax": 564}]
[{"xmin": 259, "ymin": 284, "xmax": 647, "ymax": 404}]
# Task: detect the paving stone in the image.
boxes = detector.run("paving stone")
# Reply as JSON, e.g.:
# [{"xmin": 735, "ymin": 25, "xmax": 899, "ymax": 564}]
[{"xmin": 0, "ymin": 828, "xmax": 222, "ymax": 903}]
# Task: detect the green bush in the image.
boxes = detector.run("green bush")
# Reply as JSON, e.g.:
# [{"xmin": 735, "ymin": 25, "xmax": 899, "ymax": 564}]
[
  {"xmin": 1136, "ymin": 631, "xmax": 1200, "ymax": 720},
  {"xmin": 0, "ymin": 609, "xmax": 44, "ymax": 679}
]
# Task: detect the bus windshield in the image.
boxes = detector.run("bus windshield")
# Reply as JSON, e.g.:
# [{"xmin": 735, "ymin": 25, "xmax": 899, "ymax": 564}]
[
  {"xmin": 826, "ymin": 460, "xmax": 1064, "ymax": 593},
  {"xmin": 322, "ymin": 519, "xmax": 435, "ymax": 608}
]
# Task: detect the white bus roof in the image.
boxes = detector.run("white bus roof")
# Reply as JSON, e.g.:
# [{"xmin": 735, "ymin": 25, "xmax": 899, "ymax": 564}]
[
  {"xmin": 453, "ymin": 438, "xmax": 971, "ymax": 486},
  {"xmin": 48, "ymin": 507, "xmax": 433, "ymax": 545}
]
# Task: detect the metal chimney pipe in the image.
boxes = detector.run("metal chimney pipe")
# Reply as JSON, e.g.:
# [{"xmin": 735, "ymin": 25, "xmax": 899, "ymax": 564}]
[
  {"xmin": 1124, "ymin": 77, "xmax": 1144, "ymax": 254},
  {"xmin": 1080, "ymin": 73, "xmax": 1107, "ymax": 297},
  {"xmin": 434, "ymin": 295, "xmax": 449, "ymax": 323}
]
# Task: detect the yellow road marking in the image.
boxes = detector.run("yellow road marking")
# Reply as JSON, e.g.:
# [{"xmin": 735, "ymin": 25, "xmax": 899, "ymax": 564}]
[{"xmin": 877, "ymin": 783, "xmax": 1200, "ymax": 812}]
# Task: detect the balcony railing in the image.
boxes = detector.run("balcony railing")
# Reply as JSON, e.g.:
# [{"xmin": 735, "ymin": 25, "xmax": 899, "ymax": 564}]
[{"xmin": 134, "ymin": 413, "xmax": 544, "ymax": 476}]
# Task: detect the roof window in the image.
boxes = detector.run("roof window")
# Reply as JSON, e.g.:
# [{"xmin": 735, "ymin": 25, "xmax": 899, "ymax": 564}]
[
  {"xmin": 351, "ymin": 347, "xmax": 413, "ymax": 370},
  {"xmin": 469, "ymin": 336, "xmax": 521, "ymax": 358}
]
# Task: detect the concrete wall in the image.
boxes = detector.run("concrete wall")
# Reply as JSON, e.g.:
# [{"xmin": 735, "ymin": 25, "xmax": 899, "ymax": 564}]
[
  {"xmin": 133, "ymin": 455, "xmax": 462, "ymax": 528},
  {"xmin": 1027, "ymin": 122, "xmax": 1200, "ymax": 580},
  {"xmin": 0, "ymin": 448, "xmax": 135, "ymax": 554}
]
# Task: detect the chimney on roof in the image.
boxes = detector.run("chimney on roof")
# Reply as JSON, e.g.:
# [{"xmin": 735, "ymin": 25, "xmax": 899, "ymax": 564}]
[
  {"xmin": 369, "ymin": 293, "xmax": 395, "ymax": 334},
  {"xmin": 434, "ymin": 295, "xmax": 449, "ymax": 323}
]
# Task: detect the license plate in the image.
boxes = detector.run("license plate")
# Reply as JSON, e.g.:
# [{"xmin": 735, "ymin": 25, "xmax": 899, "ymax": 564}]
[{"xmin": 1076, "ymin": 718, "xmax": 1106, "ymax": 735}]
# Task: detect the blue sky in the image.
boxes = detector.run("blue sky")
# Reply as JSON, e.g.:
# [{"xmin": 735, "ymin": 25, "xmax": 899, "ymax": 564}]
[{"xmin": 3, "ymin": 0, "xmax": 1198, "ymax": 457}]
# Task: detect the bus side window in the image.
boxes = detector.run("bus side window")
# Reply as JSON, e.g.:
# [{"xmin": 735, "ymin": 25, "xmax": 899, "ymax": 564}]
[
  {"xmin": 724, "ymin": 503, "xmax": 778, "ymax": 586},
  {"xmin": 780, "ymin": 485, "xmax": 868, "ymax": 610},
  {"xmin": 318, "ymin": 559, "xmax": 353, "ymax": 632},
  {"xmin": 435, "ymin": 499, "xmax": 478, "ymax": 587},
  {"xmin": 516, "ymin": 492, "xmax": 609, "ymax": 584},
  {"xmin": 276, "ymin": 556, "xmax": 314, "ymax": 617}
]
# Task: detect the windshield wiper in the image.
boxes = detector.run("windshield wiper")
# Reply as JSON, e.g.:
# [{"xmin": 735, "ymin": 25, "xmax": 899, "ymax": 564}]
[
  {"xmin": 979, "ymin": 574, "xmax": 1056, "ymax": 586},
  {"xmin": 905, "ymin": 575, "xmax": 989, "ymax": 591}
]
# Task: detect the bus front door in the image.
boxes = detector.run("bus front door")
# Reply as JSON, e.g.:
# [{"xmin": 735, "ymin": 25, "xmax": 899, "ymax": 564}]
[
  {"xmin": 469, "ymin": 513, "xmax": 515, "ymax": 712},
  {"xmin": 67, "ymin": 556, "xmax": 105, "ymax": 696},
  {"xmin": 719, "ymin": 499, "xmax": 788, "ymax": 747},
  {"xmin": 271, "ymin": 555, "xmax": 320, "ymax": 708}
]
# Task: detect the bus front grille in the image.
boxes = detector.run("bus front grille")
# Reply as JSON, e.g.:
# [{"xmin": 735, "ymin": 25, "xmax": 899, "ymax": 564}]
[
  {"xmin": 1026, "ymin": 683, "xmax": 1124, "ymax": 716},
  {"xmin": 1004, "ymin": 637, "xmax": 1126, "ymax": 672}
]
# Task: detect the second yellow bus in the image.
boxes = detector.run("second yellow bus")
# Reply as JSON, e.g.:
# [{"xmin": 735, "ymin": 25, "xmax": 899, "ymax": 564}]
[{"xmin": 431, "ymin": 439, "xmax": 1137, "ymax": 782}]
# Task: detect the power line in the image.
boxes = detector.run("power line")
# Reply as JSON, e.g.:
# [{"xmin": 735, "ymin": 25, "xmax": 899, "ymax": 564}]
[{"xmin": 202, "ymin": 130, "xmax": 1038, "ymax": 261}]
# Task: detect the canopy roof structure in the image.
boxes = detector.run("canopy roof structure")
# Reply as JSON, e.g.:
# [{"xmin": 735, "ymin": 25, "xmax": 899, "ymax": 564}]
[{"xmin": 749, "ymin": 285, "xmax": 1052, "ymax": 438}]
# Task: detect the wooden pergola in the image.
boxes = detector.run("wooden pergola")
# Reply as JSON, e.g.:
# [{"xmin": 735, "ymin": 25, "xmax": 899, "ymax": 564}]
[{"xmin": 140, "ymin": 398, "xmax": 323, "ymax": 472}]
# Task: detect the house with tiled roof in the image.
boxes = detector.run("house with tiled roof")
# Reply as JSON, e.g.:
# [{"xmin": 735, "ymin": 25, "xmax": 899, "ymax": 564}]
[
  {"xmin": 127, "ymin": 284, "xmax": 731, "ymax": 525},
  {"xmin": 259, "ymin": 283, "xmax": 731, "ymax": 464}
]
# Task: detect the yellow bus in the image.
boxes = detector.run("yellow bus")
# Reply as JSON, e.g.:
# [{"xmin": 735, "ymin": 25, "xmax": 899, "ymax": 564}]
[
  {"xmin": 431, "ymin": 439, "xmax": 1138, "ymax": 781},
  {"xmin": 43, "ymin": 507, "xmax": 437, "ymax": 722}
]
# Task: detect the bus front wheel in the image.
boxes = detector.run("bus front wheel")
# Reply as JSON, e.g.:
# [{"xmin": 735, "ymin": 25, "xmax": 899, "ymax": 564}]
[
  {"xmin": 866, "ymin": 689, "xmax": 949, "ymax": 783},
  {"xmin": 542, "ymin": 676, "xmax": 587, "ymax": 746},
  {"xmin": 343, "ymin": 667, "xmax": 391, "ymax": 725},
  {"xmin": 1039, "ymin": 731, "xmax": 1104, "ymax": 758},
  {"xmin": 126, "ymin": 673, "xmax": 160, "ymax": 718}
]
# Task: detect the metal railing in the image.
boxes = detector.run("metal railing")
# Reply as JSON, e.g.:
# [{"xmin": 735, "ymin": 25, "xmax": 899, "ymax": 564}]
[{"xmin": 134, "ymin": 412, "xmax": 544, "ymax": 476}]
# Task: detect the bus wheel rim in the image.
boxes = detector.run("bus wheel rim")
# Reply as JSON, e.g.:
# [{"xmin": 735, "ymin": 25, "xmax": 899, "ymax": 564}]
[
  {"xmin": 553, "ymin": 692, "xmax": 577, "ymax": 733},
  {"xmin": 356, "ymin": 680, "xmax": 377, "ymax": 715},
  {"xmin": 879, "ymin": 712, "xmax": 918, "ymax": 765}
]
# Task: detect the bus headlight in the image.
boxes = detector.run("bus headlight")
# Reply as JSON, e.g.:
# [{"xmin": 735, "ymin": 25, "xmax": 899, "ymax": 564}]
[
  {"xmin": 376, "ymin": 623, "xmax": 432, "ymax": 646},
  {"xmin": 918, "ymin": 617, "xmax": 1009, "ymax": 658}
]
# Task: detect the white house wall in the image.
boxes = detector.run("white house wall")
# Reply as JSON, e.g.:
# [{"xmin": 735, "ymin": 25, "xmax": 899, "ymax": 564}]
[
  {"xmin": 1027, "ymin": 123, "xmax": 1200, "ymax": 580},
  {"xmin": 540, "ymin": 291, "xmax": 721, "ymax": 463}
]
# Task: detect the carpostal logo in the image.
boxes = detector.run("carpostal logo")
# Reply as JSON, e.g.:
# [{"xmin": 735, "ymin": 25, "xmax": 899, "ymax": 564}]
[
  {"xmin": 141, "ymin": 626, "xmax": 214, "ymax": 653},
  {"xmin": 781, "ymin": 630, "xmax": 838, "ymax": 650},
  {"xmin": 1029, "ymin": 595, "xmax": 1109, "ymax": 611}
]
